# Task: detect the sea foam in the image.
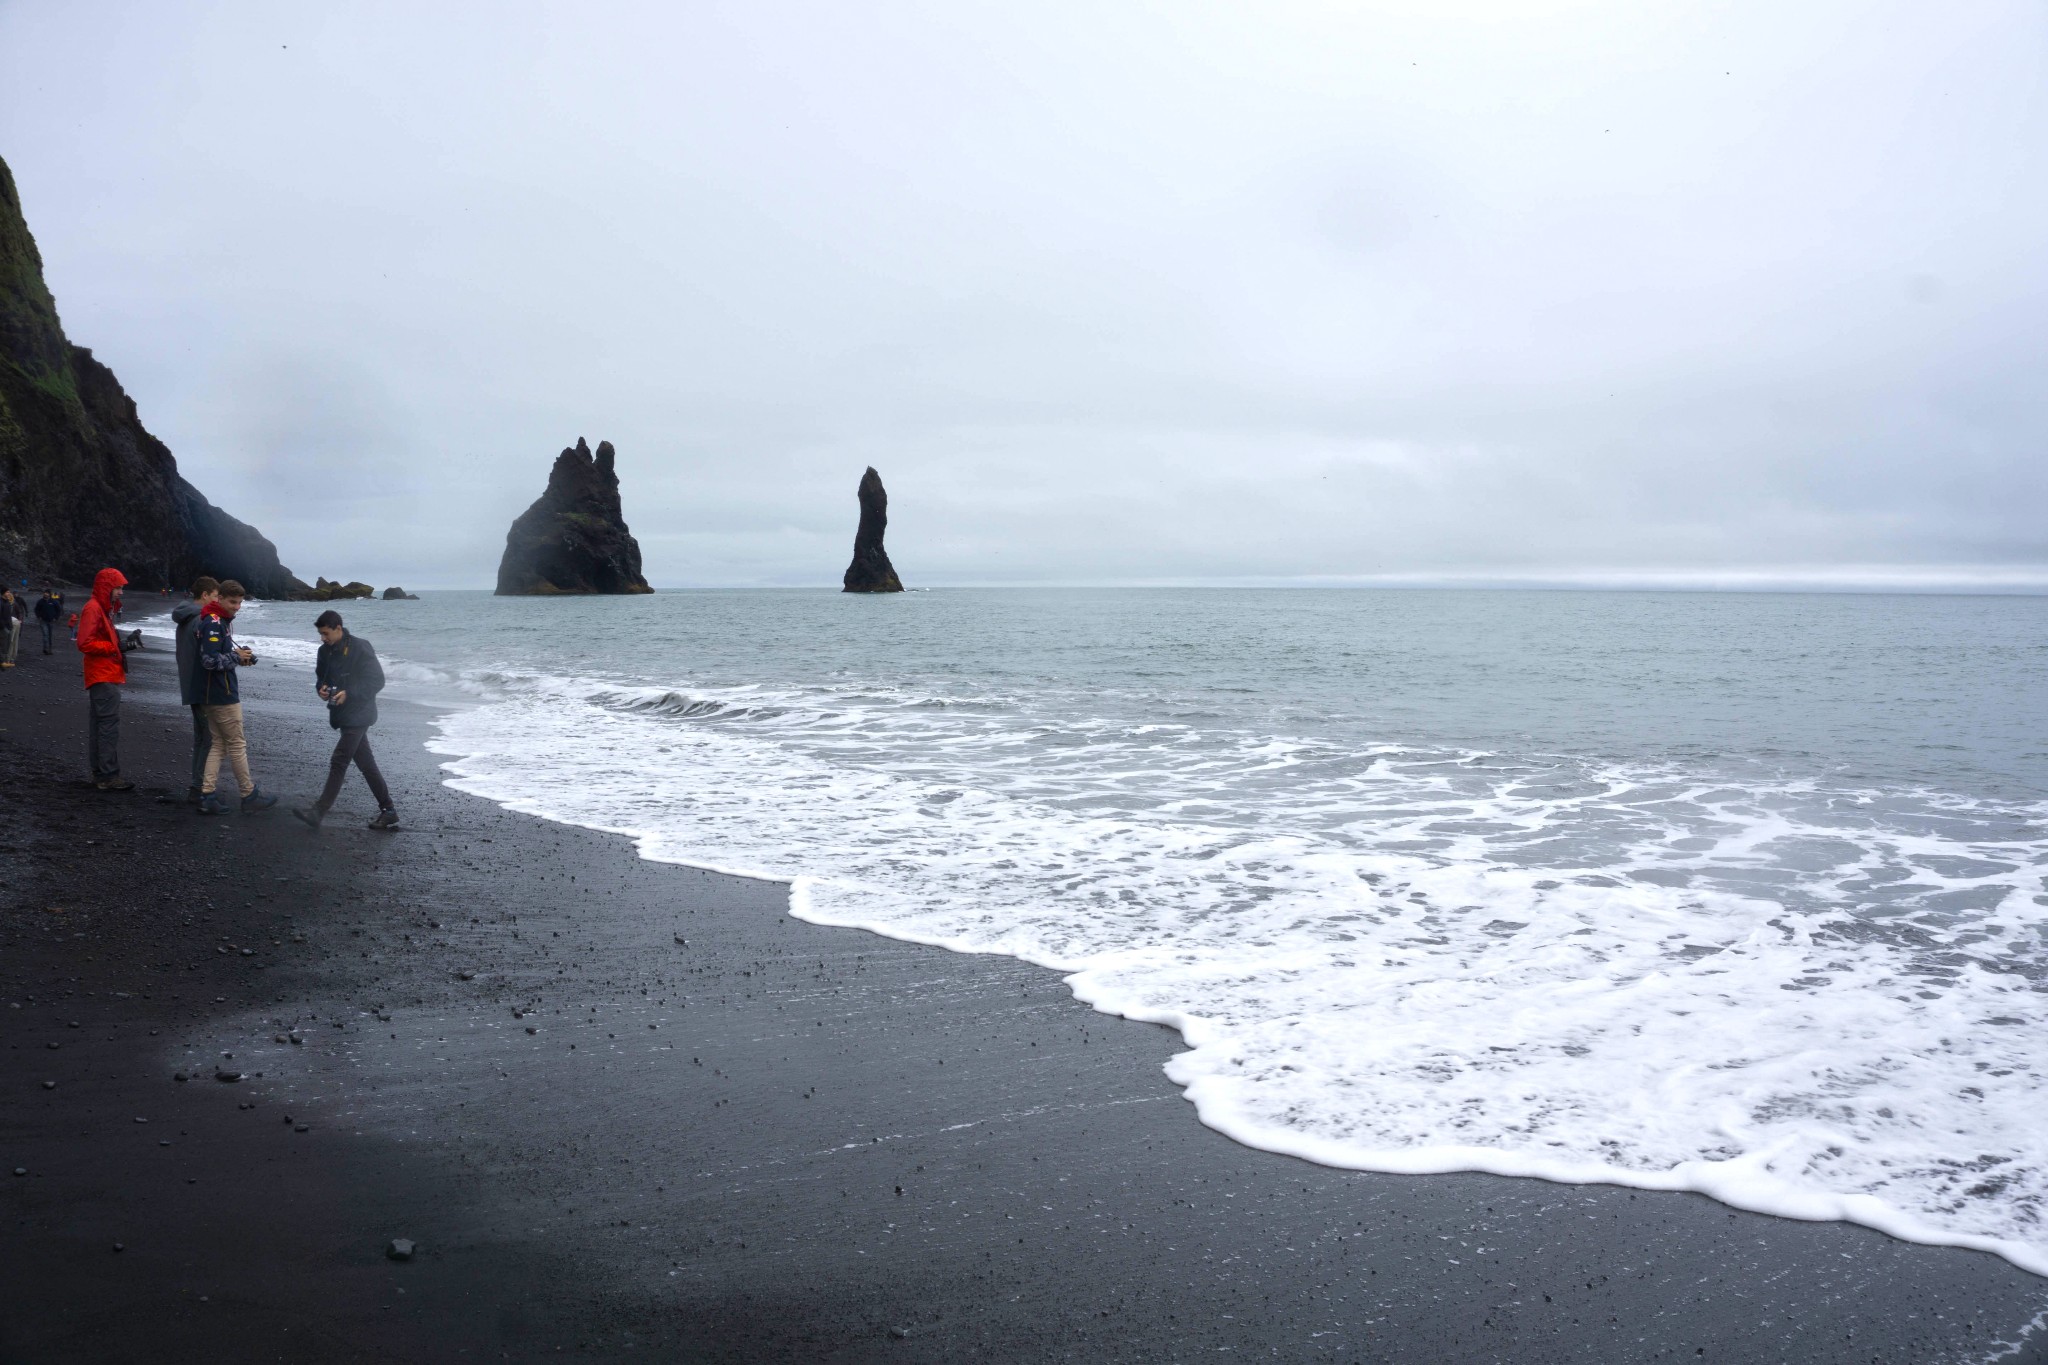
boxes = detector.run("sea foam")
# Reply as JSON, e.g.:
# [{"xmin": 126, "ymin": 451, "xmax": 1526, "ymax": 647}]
[{"xmin": 367, "ymin": 661, "xmax": 2048, "ymax": 1278}]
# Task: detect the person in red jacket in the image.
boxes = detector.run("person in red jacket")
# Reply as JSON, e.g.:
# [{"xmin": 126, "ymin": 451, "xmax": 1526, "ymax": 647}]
[{"xmin": 76, "ymin": 566, "xmax": 133, "ymax": 790}]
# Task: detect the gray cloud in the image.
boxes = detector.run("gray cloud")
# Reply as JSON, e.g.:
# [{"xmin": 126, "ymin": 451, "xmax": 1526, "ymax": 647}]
[{"xmin": 3, "ymin": 0, "xmax": 2043, "ymax": 588}]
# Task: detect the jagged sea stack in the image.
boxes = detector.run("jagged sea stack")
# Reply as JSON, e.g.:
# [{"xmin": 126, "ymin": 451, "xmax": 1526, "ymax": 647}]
[
  {"xmin": 841, "ymin": 466, "xmax": 904, "ymax": 593},
  {"xmin": 495, "ymin": 438, "xmax": 652, "ymax": 595}
]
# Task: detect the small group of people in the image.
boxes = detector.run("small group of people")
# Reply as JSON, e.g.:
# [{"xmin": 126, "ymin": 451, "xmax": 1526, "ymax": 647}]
[
  {"xmin": 0, "ymin": 583, "xmax": 65, "ymax": 667},
  {"xmin": 79, "ymin": 567, "xmax": 400, "ymax": 829},
  {"xmin": 0, "ymin": 582, "xmax": 80, "ymax": 670}
]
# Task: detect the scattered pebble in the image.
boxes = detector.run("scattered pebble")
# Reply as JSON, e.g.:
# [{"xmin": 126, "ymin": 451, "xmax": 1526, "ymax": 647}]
[
  {"xmin": 40, "ymin": 1081, "xmax": 54, "ymax": 1091},
  {"xmin": 386, "ymin": 1238, "xmax": 416, "ymax": 1262},
  {"xmin": 12, "ymin": 1167, "xmax": 25, "ymax": 1177},
  {"xmin": 215, "ymin": 1070, "xmax": 242, "ymax": 1084}
]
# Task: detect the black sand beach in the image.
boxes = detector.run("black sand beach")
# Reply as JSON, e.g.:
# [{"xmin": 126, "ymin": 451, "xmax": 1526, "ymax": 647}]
[{"xmin": 4, "ymin": 630, "xmax": 2046, "ymax": 1363}]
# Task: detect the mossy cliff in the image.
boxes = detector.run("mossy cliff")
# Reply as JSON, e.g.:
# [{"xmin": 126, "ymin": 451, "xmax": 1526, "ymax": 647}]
[
  {"xmin": 0, "ymin": 153, "xmax": 305, "ymax": 596},
  {"xmin": 495, "ymin": 438, "xmax": 652, "ymax": 595}
]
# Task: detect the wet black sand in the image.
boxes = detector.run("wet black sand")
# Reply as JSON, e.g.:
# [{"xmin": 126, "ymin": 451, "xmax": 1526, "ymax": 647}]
[{"xmin": 3, "ymin": 628, "xmax": 2046, "ymax": 1363}]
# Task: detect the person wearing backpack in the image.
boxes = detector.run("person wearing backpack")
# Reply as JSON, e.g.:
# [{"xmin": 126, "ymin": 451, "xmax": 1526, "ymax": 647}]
[{"xmin": 194, "ymin": 579, "xmax": 279, "ymax": 816}]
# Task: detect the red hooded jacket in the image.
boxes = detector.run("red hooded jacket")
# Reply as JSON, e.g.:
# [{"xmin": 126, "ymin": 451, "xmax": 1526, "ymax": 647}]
[{"xmin": 76, "ymin": 567, "xmax": 128, "ymax": 688}]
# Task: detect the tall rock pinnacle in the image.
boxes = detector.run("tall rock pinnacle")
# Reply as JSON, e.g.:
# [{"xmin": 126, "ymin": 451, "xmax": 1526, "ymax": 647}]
[
  {"xmin": 495, "ymin": 438, "xmax": 653, "ymax": 595},
  {"xmin": 841, "ymin": 466, "xmax": 904, "ymax": 593}
]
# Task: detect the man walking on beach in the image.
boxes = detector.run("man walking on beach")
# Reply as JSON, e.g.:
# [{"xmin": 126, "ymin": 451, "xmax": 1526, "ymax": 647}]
[
  {"xmin": 293, "ymin": 609, "xmax": 398, "ymax": 831},
  {"xmin": 0, "ymin": 586, "xmax": 21, "ymax": 669},
  {"xmin": 195, "ymin": 579, "xmax": 279, "ymax": 816},
  {"xmin": 172, "ymin": 576, "xmax": 219, "ymax": 804},
  {"xmin": 34, "ymin": 587, "xmax": 61, "ymax": 654},
  {"xmin": 75, "ymin": 567, "xmax": 133, "ymax": 789}
]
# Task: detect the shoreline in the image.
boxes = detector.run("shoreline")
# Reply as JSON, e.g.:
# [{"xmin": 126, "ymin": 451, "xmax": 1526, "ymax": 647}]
[{"xmin": 3, "ymin": 629, "xmax": 2046, "ymax": 1362}]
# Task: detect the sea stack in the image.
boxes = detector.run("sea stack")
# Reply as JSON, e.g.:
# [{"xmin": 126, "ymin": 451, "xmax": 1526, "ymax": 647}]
[
  {"xmin": 841, "ymin": 466, "xmax": 904, "ymax": 593},
  {"xmin": 495, "ymin": 438, "xmax": 652, "ymax": 596}
]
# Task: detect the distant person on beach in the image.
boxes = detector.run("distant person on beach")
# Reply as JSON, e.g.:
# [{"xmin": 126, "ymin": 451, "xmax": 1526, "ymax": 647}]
[
  {"xmin": 0, "ymin": 586, "xmax": 20, "ymax": 669},
  {"xmin": 194, "ymin": 579, "xmax": 279, "ymax": 816},
  {"xmin": 75, "ymin": 567, "xmax": 135, "ymax": 790},
  {"xmin": 171, "ymin": 576, "xmax": 220, "ymax": 804},
  {"xmin": 34, "ymin": 588, "xmax": 61, "ymax": 654},
  {"xmin": 293, "ymin": 609, "xmax": 398, "ymax": 831}
]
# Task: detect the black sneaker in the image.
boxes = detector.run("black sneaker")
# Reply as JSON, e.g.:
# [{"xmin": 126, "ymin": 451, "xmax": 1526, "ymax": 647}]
[
  {"xmin": 198, "ymin": 792, "xmax": 232, "ymax": 816},
  {"xmin": 241, "ymin": 789, "xmax": 278, "ymax": 813},
  {"xmin": 95, "ymin": 777, "xmax": 135, "ymax": 792},
  {"xmin": 186, "ymin": 786, "xmax": 203, "ymax": 806},
  {"xmin": 291, "ymin": 805, "xmax": 324, "ymax": 831},
  {"xmin": 368, "ymin": 808, "xmax": 400, "ymax": 831}
]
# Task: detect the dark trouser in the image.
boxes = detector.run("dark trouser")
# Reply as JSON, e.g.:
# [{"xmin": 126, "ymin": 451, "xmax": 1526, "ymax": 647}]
[
  {"xmin": 316, "ymin": 727, "xmax": 393, "ymax": 813},
  {"xmin": 40, "ymin": 620, "xmax": 55, "ymax": 652},
  {"xmin": 189, "ymin": 705, "xmax": 212, "ymax": 792},
  {"xmin": 87, "ymin": 682, "xmax": 120, "ymax": 780}
]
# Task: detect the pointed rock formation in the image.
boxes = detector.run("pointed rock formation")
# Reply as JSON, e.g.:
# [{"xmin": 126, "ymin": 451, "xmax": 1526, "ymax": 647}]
[
  {"xmin": 841, "ymin": 466, "xmax": 903, "ymax": 593},
  {"xmin": 0, "ymin": 154, "xmax": 306, "ymax": 596},
  {"xmin": 495, "ymin": 438, "xmax": 652, "ymax": 595}
]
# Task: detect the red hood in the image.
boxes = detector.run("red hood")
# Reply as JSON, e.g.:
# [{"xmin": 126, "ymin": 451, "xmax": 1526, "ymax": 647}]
[{"xmin": 91, "ymin": 568, "xmax": 127, "ymax": 611}]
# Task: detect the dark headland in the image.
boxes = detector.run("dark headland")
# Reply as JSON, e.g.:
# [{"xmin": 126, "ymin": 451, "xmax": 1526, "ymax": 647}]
[
  {"xmin": 842, "ymin": 466, "xmax": 904, "ymax": 593},
  {"xmin": 495, "ymin": 438, "xmax": 653, "ymax": 596},
  {"xmin": 0, "ymin": 154, "xmax": 303, "ymax": 597},
  {"xmin": 3, "ymin": 625, "xmax": 2045, "ymax": 1362}
]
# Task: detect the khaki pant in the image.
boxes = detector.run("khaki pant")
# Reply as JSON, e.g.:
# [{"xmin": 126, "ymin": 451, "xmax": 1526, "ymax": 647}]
[{"xmin": 201, "ymin": 703, "xmax": 254, "ymax": 797}]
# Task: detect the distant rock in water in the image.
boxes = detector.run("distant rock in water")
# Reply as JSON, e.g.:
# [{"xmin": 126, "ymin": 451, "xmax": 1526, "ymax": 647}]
[
  {"xmin": 495, "ymin": 438, "xmax": 652, "ymax": 596},
  {"xmin": 303, "ymin": 578, "xmax": 375, "ymax": 601},
  {"xmin": 841, "ymin": 466, "xmax": 903, "ymax": 593},
  {"xmin": 381, "ymin": 586, "xmax": 418, "ymax": 600}
]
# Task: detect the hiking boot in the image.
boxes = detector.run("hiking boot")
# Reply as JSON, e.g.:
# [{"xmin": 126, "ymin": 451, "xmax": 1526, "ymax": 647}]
[
  {"xmin": 291, "ymin": 805, "xmax": 324, "ymax": 832},
  {"xmin": 368, "ymin": 808, "xmax": 400, "ymax": 831},
  {"xmin": 95, "ymin": 776, "xmax": 135, "ymax": 792},
  {"xmin": 186, "ymin": 785, "xmax": 203, "ymax": 806},
  {"xmin": 198, "ymin": 792, "xmax": 232, "ymax": 816},
  {"xmin": 241, "ymin": 789, "xmax": 278, "ymax": 813}
]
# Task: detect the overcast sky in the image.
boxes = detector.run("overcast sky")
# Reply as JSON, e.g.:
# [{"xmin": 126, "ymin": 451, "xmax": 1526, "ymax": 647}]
[{"xmin": 3, "ymin": 1, "xmax": 2044, "ymax": 589}]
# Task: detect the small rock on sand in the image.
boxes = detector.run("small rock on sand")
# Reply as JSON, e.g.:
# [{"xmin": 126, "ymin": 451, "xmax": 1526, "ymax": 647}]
[{"xmin": 387, "ymin": 1238, "xmax": 416, "ymax": 1261}]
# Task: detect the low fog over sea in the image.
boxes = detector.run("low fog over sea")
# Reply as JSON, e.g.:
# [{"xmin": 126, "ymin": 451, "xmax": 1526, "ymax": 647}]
[{"xmin": 218, "ymin": 586, "xmax": 2048, "ymax": 1275}]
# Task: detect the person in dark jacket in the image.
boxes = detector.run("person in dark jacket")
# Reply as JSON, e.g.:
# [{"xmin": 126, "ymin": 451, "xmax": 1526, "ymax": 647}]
[
  {"xmin": 76, "ymin": 567, "xmax": 134, "ymax": 789},
  {"xmin": 194, "ymin": 580, "xmax": 278, "ymax": 816},
  {"xmin": 293, "ymin": 610, "xmax": 398, "ymax": 831},
  {"xmin": 34, "ymin": 588, "xmax": 62, "ymax": 654},
  {"xmin": 171, "ymin": 576, "xmax": 219, "ymax": 804},
  {"xmin": 1, "ymin": 586, "xmax": 21, "ymax": 668}
]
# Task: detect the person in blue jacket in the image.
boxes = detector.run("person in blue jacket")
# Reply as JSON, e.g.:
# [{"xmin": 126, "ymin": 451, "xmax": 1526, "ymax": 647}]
[
  {"xmin": 194, "ymin": 579, "xmax": 279, "ymax": 816},
  {"xmin": 292, "ymin": 609, "xmax": 398, "ymax": 831}
]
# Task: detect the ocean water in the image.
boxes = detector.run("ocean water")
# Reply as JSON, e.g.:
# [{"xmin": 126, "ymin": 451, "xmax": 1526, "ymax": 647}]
[{"xmin": 221, "ymin": 588, "xmax": 2048, "ymax": 1274}]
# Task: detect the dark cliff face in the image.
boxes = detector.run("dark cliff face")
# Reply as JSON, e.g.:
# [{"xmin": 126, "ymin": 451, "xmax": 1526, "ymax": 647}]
[
  {"xmin": 842, "ymin": 466, "xmax": 904, "ymax": 593},
  {"xmin": 0, "ymin": 154, "xmax": 305, "ymax": 597},
  {"xmin": 495, "ymin": 438, "xmax": 652, "ymax": 596}
]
